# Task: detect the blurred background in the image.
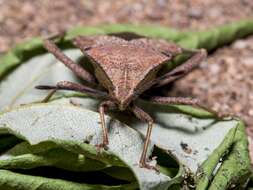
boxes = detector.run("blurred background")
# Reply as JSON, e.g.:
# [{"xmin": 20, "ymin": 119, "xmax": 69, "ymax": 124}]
[{"xmin": 0, "ymin": 0, "xmax": 253, "ymax": 155}]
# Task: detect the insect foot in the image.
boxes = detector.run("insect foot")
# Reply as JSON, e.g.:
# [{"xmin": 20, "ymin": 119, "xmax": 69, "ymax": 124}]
[
  {"xmin": 95, "ymin": 141, "xmax": 109, "ymax": 154},
  {"xmin": 139, "ymin": 160, "xmax": 160, "ymax": 173}
]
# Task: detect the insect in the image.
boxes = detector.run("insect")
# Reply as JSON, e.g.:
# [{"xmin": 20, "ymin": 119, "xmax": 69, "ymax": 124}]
[{"xmin": 36, "ymin": 34, "xmax": 209, "ymax": 170}]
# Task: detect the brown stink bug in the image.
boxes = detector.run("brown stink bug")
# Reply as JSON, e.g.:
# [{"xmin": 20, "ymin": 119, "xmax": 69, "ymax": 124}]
[{"xmin": 36, "ymin": 34, "xmax": 211, "ymax": 170}]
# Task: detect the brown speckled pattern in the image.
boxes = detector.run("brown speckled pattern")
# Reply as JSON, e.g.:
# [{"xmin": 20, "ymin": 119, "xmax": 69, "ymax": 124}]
[
  {"xmin": 130, "ymin": 38, "xmax": 182, "ymax": 56},
  {"xmin": 86, "ymin": 42, "xmax": 169, "ymax": 107}
]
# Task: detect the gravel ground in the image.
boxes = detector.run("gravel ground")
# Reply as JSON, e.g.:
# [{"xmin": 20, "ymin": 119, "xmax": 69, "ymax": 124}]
[{"xmin": 0, "ymin": 1, "xmax": 253, "ymax": 137}]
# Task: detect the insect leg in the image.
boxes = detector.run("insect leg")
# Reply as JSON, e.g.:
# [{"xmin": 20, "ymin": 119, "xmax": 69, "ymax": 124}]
[
  {"xmin": 152, "ymin": 49, "xmax": 207, "ymax": 88},
  {"xmin": 144, "ymin": 96, "xmax": 199, "ymax": 105},
  {"xmin": 131, "ymin": 104, "xmax": 158, "ymax": 171},
  {"xmin": 43, "ymin": 39, "xmax": 96, "ymax": 83},
  {"xmin": 36, "ymin": 81, "xmax": 109, "ymax": 102},
  {"xmin": 41, "ymin": 89, "xmax": 57, "ymax": 103},
  {"xmin": 142, "ymin": 96, "xmax": 220, "ymax": 117},
  {"xmin": 97, "ymin": 101, "xmax": 117, "ymax": 149}
]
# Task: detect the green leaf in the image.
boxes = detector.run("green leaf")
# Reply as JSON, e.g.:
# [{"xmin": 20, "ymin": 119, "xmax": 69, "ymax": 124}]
[
  {"xmin": 0, "ymin": 103, "xmax": 174, "ymax": 190},
  {"xmin": 0, "ymin": 50, "xmax": 82, "ymax": 110},
  {"xmin": 0, "ymin": 96, "xmax": 249, "ymax": 189},
  {"xmin": 0, "ymin": 135, "xmax": 22, "ymax": 153},
  {"xmin": 178, "ymin": 20, "xmax": 253, "ymax": 50},
  {"xmin": 0, "ymin": 169, "xmax": 138, "ymax": 190},
  {"xmin": 0, "ymin": 142, "xmax": 108, "ymax": 172},
  {"xmin": 0, "ymin": 38, "xmax": 44, "ymax": 80}
]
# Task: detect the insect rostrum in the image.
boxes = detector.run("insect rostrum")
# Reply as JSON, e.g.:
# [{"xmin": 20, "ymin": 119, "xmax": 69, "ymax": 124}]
[{"xmin": 36, "ymin": 34, "xmax": 208, "ymax": 170}]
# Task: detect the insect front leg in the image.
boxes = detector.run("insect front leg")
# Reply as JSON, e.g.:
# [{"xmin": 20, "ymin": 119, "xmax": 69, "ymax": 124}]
[
  {"xmin": 36, "ymin": 81, "xmax": 109, "ymax": 102},
  {"xmin": 97, "ymin": 101, "xmax": 117, "ymax": 150},
  {"xmin": 43, "ymin": 39, "xmax": 96, "ymax": 83},
  {"xmin": 131, "ymin": 104, "xmax": 158, "ymax": 171}
]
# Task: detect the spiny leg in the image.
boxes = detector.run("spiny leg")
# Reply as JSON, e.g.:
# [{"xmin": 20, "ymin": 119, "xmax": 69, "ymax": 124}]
[
  {"xmin": 97, "ymin": 101, "xmax": 117, "ymax": 150},
  {"xmin": 36, "ymin": 81, "xmax": 109, "ymax": 102},
  {"xmin": 142, "ymin": 96, "xmax": 220, "ymax": 117},
  {"xmin": 43, "ymin": 39, "xmax": 96, "ymax": 83},
  {"xmin": 144, "ymin": 96, "xmax": 199, "ymax": 105},
  {"xmin": 131, "ymin": 104, "xmax": 158, "ymax": 171}
]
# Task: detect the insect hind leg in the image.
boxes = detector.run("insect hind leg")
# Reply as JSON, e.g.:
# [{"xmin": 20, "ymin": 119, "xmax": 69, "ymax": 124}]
[{"xmin": 131, "ymin": 104, "xmax": 159, "ymax": 172}]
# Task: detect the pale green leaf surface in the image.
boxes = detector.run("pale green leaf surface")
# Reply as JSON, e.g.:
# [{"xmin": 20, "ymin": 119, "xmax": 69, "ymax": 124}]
[
  {"xmin": 0, "ymin": 104, "xmax": 172, "ymax": 190},
  {"xmin": 0, "ymin": 50, "xmax": 82, "ymax": 111},
  {"xmin": 0, "ymin": 97, "xmax": 244, "ymax": 189},
  {"xmin": 51, "ymin": 96, "xmax": 237, "ymax": 173}
]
